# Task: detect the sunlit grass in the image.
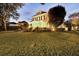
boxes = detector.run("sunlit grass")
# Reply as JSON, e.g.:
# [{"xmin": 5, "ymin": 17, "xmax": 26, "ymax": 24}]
[{"xmin": 0, "ymin": 31, "xmax": 79, "ymax": 56}]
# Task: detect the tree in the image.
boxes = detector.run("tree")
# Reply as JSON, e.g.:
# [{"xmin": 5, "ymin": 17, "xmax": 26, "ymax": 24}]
[
  {"xmin": 48, "ymin": 5, "xmax": 66, "ymax": 31},
  {"xmin": 40, "ymin": 3, "xmax": 45, "ymax": 5},
  {"xmin": 48, "ymin": 5, "xmax": 66, "ymax": 27},
  {"xmin": 0, "ymin": 3, "xmax": 24, "ymax": 31},
  {"xmin": 64, "ymin": 21, "xmax": 72, "ymax": 31},
  {"xmin": 69, "ymin": 12, "xmax": 79, "ymax": 26}
]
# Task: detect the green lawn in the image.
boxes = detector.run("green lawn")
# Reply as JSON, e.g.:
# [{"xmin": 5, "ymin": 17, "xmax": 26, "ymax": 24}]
[{"xmin": 0, "ymin": 31, "xmax": 79, "ymax": 56}]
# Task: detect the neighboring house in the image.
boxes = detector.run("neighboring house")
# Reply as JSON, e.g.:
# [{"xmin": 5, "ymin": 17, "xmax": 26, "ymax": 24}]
[
  {"xmin": 8, "ymin": 22, "xmax": 18, "ymax": 26},
  {"xmin": 57, "ymin": 23, "xmax": 68, "ymax": 31},
  {"xmin": 8, "ymin": 22, "xmax": 18, "ymax": 30},
  {"xmin": 17, "ymin": 21, "xmax": 29, "ymax": 31},
  {"xmin": 18, "ymin": 21, "xmax": 28, "ymax": 27},
  {"xmin": 69, "ymin": 12, "xmax": 79, "ymax": 31},
  {"xmin": 70, "ymin": 19, "xmax": 79, "ymax": 31},
  {"xmin": 8, "ymin": 21, "xmax": 29, "ymax": 31},
  {"xmin": 71, "ymin": 25, "xmax": 79, "ymax": 30}
]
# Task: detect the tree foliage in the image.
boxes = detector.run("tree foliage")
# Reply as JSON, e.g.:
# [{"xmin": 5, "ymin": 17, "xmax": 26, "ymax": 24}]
[
  {"xmin": 0, "ymin": 3, "xmax": 24, "ymax": 31},
  {"xmin": 69, "ymin": 12, "xmax": 79, "ymax": 26},
  {"xmin": 48, "ymin": 5, "xmax": 66, "ymax": 27},
  {"xmin": 40, "ymin": 3, "xmax": 45, "ymax": 5}
]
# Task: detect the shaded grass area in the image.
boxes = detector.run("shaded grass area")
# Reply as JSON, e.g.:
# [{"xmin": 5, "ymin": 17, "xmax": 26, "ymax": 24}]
[{"xmin": 0, "ymin": 31, "xmax": 79, "ymax": 56}]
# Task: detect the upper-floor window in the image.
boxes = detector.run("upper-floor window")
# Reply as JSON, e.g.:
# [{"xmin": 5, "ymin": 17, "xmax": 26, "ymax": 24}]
[
  {"xmin": 41, "ymin": 16, "xmax": 42, "ymax": 20},
  {"xmin": 43, "ymin": 15, "xmax": 45, "ymax": 20},
  {"xmin": 34, "ymin": 18, "xmax": 36, "ymax": 21},
  {"xmin": 39, "ymin": 17, "xmax": 40, "ymax": 21}
]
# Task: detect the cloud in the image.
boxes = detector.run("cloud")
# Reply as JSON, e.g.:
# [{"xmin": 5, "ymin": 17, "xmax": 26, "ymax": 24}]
[{"xmin": 70, "ymin": 8, "xmax": 79, "ymax": 14}]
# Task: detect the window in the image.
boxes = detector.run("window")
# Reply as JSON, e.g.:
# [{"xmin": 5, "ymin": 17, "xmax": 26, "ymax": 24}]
[
  {"xmin": 39, "ymin": 17, "xmax": 40, "ymax": 21},
  {"xmin": 44, "ymin": 15, "xmax": 45, "ymax": 20},
  {"xmin": 41, "ymin": 16, "xmax": 42, "ymax": 20},
  {"xmin": 34, "ymin": 17, "xmax": 36, "ymax": 21},
  {"xmin": 36, "ymin": 17, "xmax": 38, "ymax": 21}
]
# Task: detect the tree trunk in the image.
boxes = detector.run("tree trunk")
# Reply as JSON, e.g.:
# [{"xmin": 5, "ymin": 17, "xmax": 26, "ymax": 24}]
[
  {"xmin": 3, "ymin": 16, "xmax": 7, "ymax": 31},
  {"xmin": 3, "ymin": 20, "xmax": 7, "ymax": 31},
  {"xmin": 0, "ymin": 15, "xmax": 3, "ymax": 30}
]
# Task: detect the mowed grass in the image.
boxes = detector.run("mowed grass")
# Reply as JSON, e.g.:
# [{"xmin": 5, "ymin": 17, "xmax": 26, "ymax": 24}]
[{"xmin": 0, "ymin": 31, "xmax": 79, "ymax": 56}]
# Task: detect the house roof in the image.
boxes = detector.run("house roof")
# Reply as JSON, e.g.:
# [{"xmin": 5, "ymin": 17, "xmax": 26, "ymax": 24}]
[
  {"xmin": 8, "ymin": 22, "xmax": 17, "ymax": 24},
  {"xmin": 18, "ymin": 21, "xmax": 27, "ymax": 23},
  {"xmin": 34, "ymin": 11, "xmax": 46, "ymax": 16}
]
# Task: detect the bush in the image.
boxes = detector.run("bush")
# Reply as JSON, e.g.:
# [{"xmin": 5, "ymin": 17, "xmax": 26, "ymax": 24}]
[{"xmin": 57, "ymin": 28, "xmax": 65, "ymax": 32}]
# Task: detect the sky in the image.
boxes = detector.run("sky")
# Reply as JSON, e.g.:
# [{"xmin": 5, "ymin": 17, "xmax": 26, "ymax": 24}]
[{"xmin": 10, "ymin": 3, "xmax": 79, "ymax": 22}]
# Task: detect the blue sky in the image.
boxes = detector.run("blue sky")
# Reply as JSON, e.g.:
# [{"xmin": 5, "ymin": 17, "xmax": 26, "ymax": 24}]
[{"xmin": 10, "ymin": 3, "xmax": 79, "ymax": 22}]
